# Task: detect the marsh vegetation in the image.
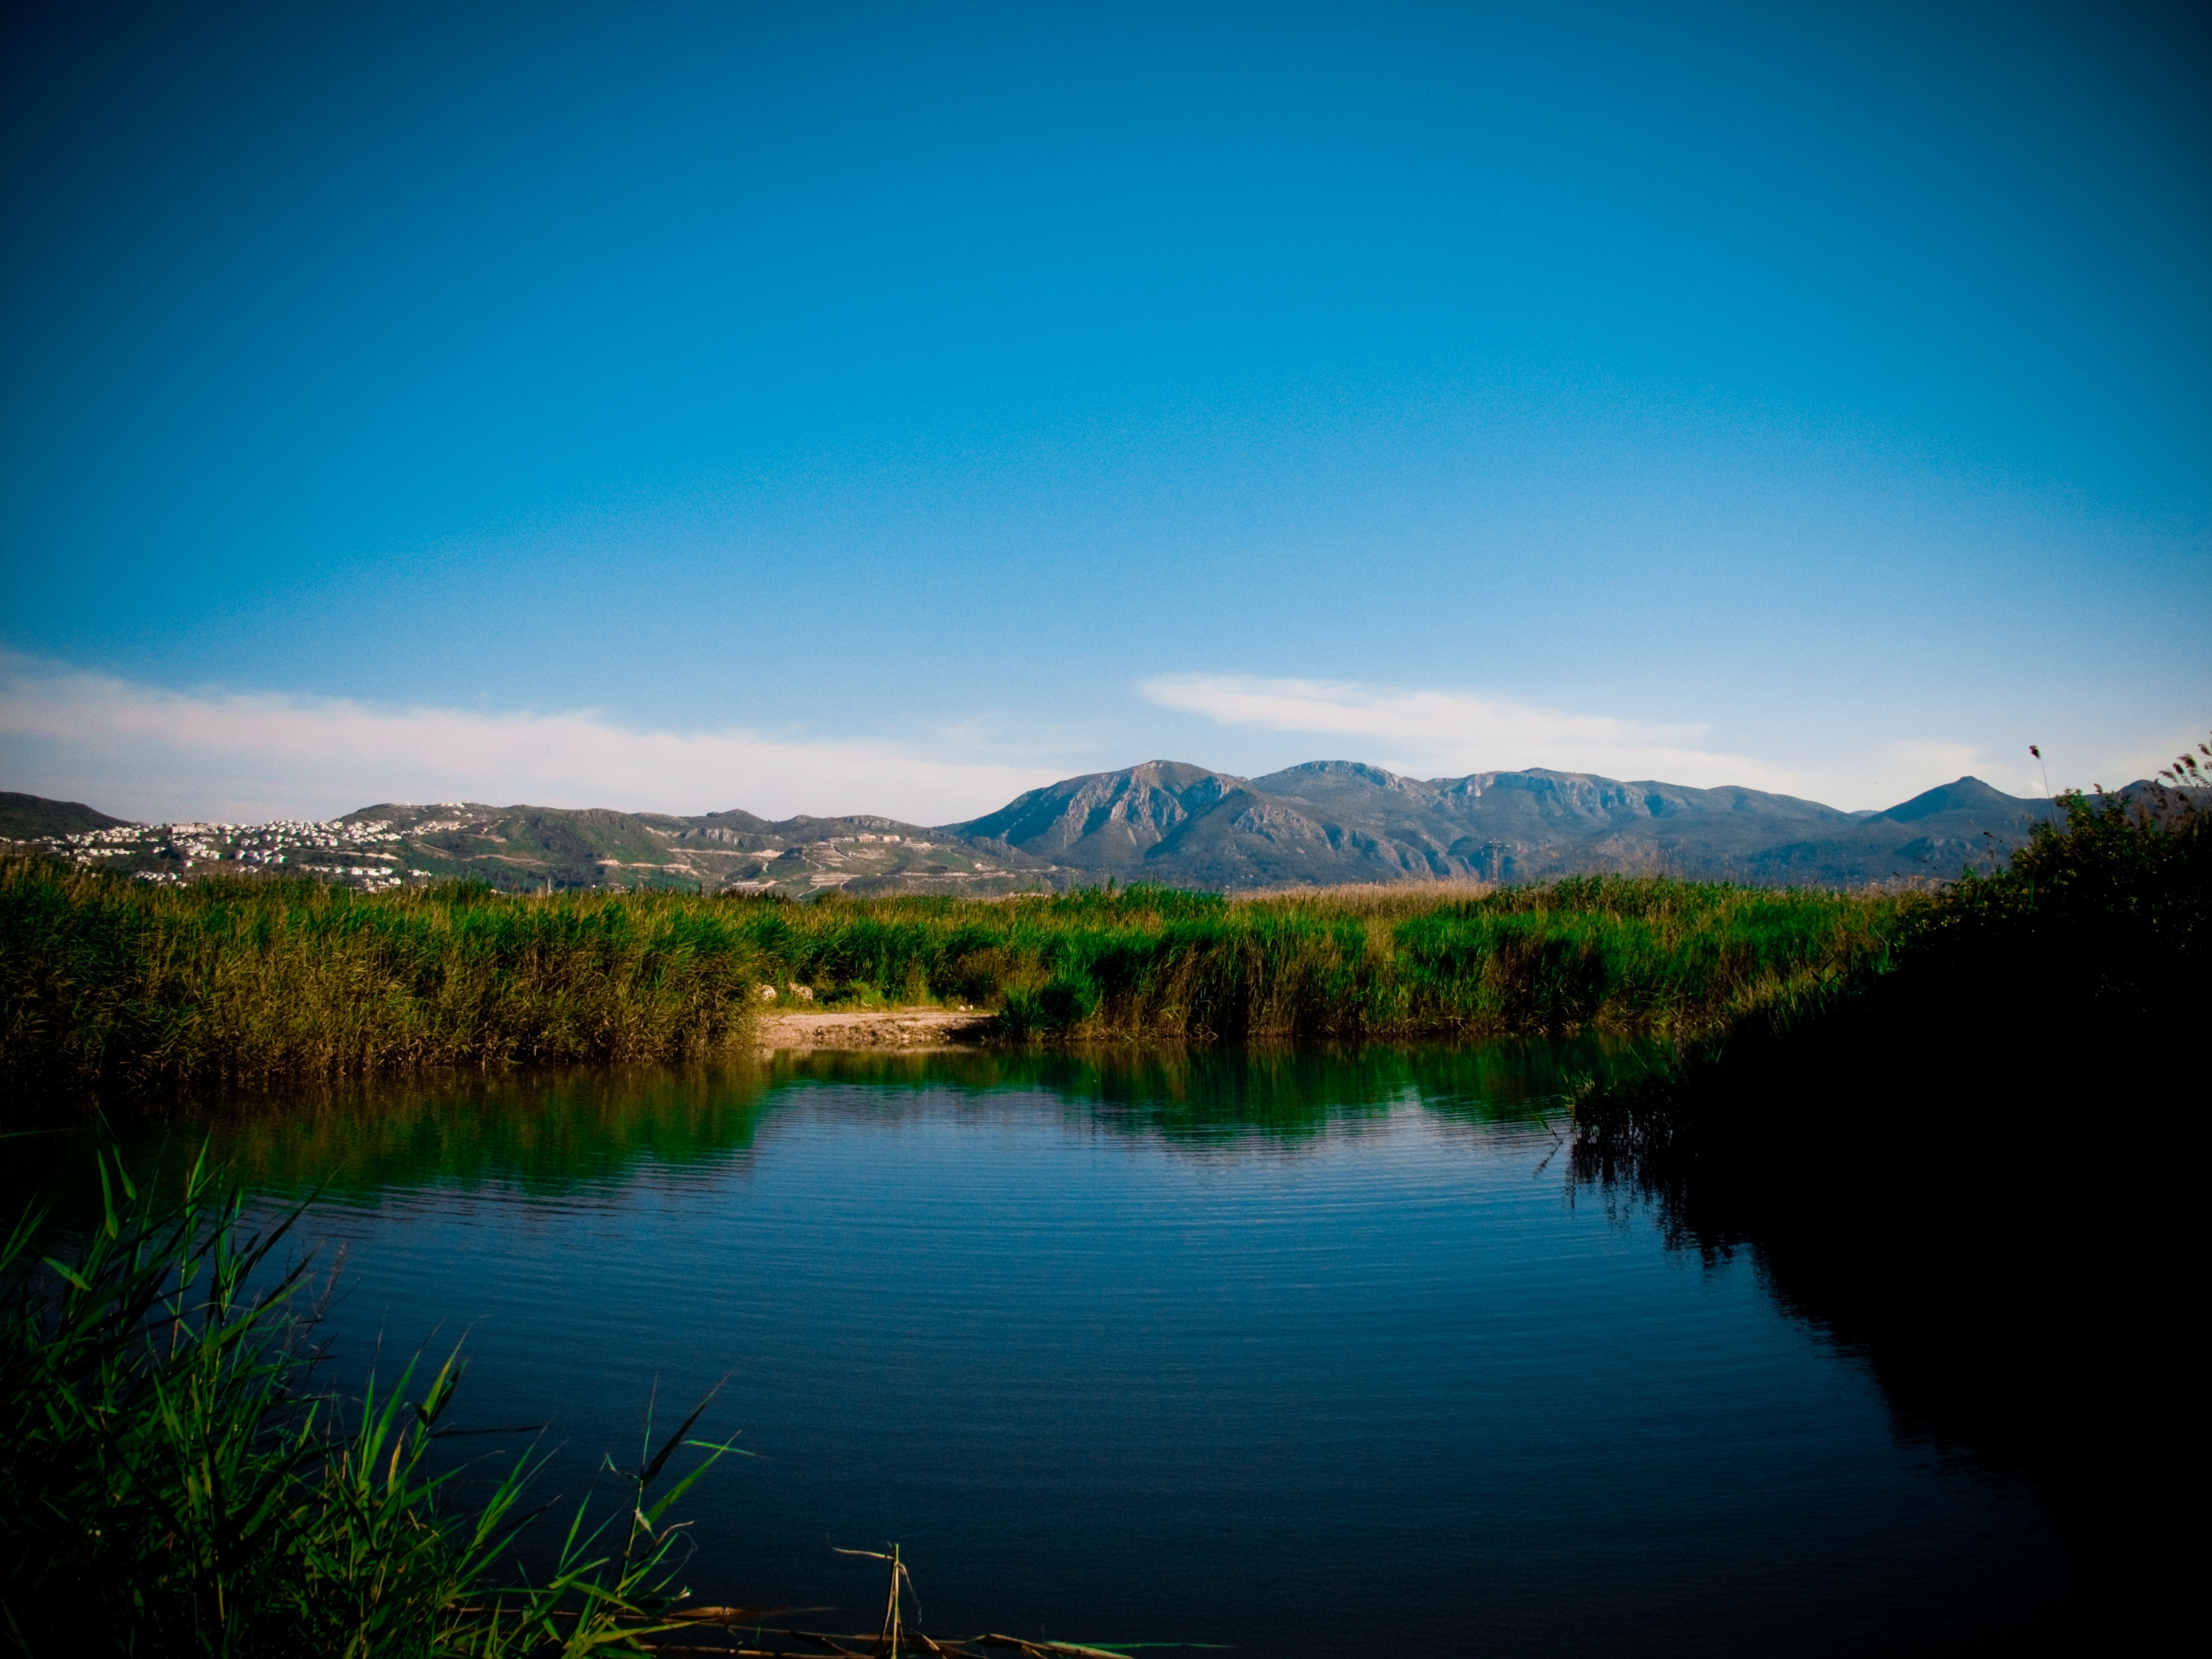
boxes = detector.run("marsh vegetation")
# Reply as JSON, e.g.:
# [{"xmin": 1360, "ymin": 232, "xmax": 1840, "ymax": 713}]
[{"xmin": 2, "ymin": 862, "xmax": 1912, "ymax": 1101}]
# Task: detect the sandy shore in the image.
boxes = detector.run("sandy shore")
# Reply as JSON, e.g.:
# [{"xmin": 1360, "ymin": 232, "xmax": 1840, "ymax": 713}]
[{"xmin": 754, "ymin": 1007, "xmax": 995, "ymax": 1052}]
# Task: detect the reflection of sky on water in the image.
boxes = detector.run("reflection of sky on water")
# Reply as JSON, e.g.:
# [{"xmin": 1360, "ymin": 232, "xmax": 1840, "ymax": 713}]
[{"xmin": 45, "ymin": 1046, "xmax": 2078, "ymax": 1655}]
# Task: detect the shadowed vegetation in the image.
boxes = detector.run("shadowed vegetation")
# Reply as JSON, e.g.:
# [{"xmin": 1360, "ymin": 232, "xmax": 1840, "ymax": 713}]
[
  {"xmin": 1573, "ymin": 760, "xmax": 2210, "ymax": 1148},
  {"xmin": 1568, "ymin": 750, "xmax": 2210, "ymax": 1640}
]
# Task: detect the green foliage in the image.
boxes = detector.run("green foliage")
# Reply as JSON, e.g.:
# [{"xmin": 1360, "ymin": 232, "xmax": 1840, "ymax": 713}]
[
  {"xmin": 3, "ymin": 860, "xmax": 1916, "ymax": 1093},
  {"xmin": 1905, "ymin": 769, "xmax": 2209, "ymax": 992},
  {"xmin": 716, "ymin": 876, "xmax": 1907, "ymax": 1044},
  {"xmin": 1, "ymin": 1139, "xmax": 736, "ymax": 1656},
  {"xmin": 1, "ymin": 861, "xmax": 768, "ymax": 1098}
]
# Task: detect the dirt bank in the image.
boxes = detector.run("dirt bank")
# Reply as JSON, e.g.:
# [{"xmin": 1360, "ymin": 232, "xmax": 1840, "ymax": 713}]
[{"xmin": 754, "ymin": 1008, "xmax": 995, "ymax": 1052}]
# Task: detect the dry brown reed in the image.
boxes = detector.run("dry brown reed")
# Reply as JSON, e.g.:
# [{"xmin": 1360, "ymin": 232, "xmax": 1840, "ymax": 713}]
[{"xmin": 1224, "ymin": 877, "xmax": 1500, "ymax": 916}]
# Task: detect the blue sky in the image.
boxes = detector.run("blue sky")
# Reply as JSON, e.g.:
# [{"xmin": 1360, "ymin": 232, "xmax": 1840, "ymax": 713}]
[{"xmin": 2, "ymin": 0, "xmax": 2205, "ymax": 822}]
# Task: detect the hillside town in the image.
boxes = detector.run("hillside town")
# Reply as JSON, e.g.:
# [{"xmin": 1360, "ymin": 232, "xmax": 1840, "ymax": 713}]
[
  {"xmin": 2, "ymin": 799, "xmax": 1060, "ymax": 898},
  {"xmin": 25, "ymin": 817, "xmax": 424, "ymax": 890}
]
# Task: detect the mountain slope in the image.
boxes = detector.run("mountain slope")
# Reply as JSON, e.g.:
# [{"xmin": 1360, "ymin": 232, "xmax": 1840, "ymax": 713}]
[
  {"xmin": 342, "ymin": 802, "xmax": 1057, "ymax": 894},
  {"xmin": 952, "ymin": 761, "xmax": 1246, "ymax": 870},
  {"xmin": 948, "ymin": 760, "xmax": 2065, "ymax": 888},
  {"xmin": 0, "ymin": 791, "xmax": 129, "ymax": 840}
]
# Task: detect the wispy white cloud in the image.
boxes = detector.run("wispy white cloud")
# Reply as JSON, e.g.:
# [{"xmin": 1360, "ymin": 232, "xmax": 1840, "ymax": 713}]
[
  {"xmin": 0, "ymin": 654, "xmax": 1061, "ymax": 826},
  {"xmin": 1137, "ymin": 672, "xmax": 2000, "ymax": 808}
]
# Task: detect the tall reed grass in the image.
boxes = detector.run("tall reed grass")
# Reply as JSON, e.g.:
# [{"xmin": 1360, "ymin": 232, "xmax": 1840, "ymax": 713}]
[
  {"xmin": 2, "ymin": 862, "xmax": 768, "ymax": 1098},
  {"xmin": 733, "ymin": 875, "xmax": 1912, "ymax": 1043},
  {"xmin": 4, "ymin": 856, "xmax": 1915, "ymax": 1100}
]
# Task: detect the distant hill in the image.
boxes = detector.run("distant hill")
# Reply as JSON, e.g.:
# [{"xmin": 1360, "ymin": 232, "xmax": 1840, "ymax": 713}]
[
  {"xmin": 945, "ymin": 760, "xmax": 2067, "ymax": 888},
  {"xmin": 0, "ymin": 790, "xmax": 129, "ymax": 840},
  {"xmin": 0, "ymin": 793, "xmax": 1057, "ymax": 894},
  {"xmin": 328, "ymin": 801, "xmax": 1058, "ymax": 895},
  {"xmin": 3, "ymin": 760, "xmax": 2097, "ymax": 892}
]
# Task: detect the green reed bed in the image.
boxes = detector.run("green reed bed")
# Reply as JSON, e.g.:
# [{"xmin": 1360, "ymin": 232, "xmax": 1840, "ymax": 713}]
[
  {"xmin": 1, "ymin": 861, "xmax": 768, "ymax": 1096},
  {"xmin": 2, "ymin": 853, "xmax": 1912, "ymax": 1097},
  {"xmin": 737, "ymin": 875, "xmax": 1912, "ymax": 1043}
]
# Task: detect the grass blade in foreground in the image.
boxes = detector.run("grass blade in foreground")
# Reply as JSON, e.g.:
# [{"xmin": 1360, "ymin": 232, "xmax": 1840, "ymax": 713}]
[{"xmin": 0, "ymin": 1137, "xmax": 740, "ymax": 1656}]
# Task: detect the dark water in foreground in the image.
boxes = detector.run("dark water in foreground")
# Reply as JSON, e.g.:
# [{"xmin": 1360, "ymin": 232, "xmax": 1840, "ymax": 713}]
[{"xmin": 72, "ymin": 1046, "xmax": 2081, "ymax": 1654}]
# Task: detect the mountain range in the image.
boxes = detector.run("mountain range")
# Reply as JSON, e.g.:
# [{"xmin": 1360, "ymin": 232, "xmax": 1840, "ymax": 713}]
[
  {"xmin": 947, "ymin": 760, "xmax": 2063, "ymax": 889},
  {"xmin": 2, "ymin": 761, "xmax": 2076, "ymax": 892}
]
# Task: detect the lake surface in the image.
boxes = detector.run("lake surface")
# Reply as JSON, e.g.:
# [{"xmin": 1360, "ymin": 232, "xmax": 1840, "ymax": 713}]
[{"xmin": 79, "ymin": 1045, "xmax": 2081, "ymax": 1654}]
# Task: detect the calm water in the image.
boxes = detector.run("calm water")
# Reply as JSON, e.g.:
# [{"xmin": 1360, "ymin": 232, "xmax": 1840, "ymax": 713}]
[{"xmin": 81, "ymin": 1046, "xmax": 2080, "ymax": 1654}]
